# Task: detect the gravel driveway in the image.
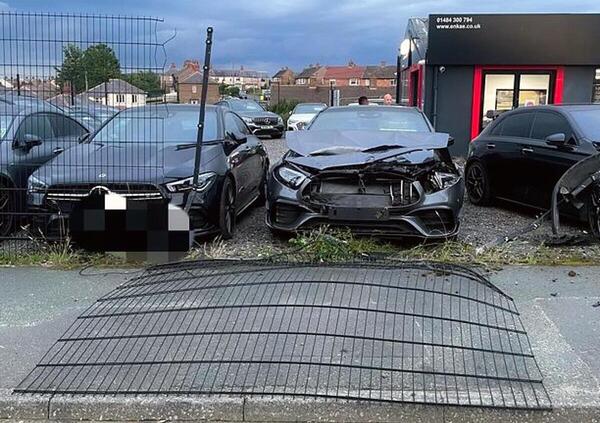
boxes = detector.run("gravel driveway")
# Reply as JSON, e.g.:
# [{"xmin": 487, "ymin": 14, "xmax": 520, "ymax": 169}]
[{"xmin": 202, "ymin": 137, "xmax": 593, "ymax": 259}]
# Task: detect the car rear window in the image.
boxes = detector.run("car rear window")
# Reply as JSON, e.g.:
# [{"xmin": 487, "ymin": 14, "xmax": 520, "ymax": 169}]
[
  {"xmin": 309, "ymin": 109, "xmax": 431, "ymax": 132},
  {"xmin": 569, "ymin": 109, "xmax": 600, "ymax": 141},
  {"xmin": 93, "ymin": 108, "xmax": 218, "ymax": 144},
  {"xmin": 531, "ymin": 112, "xmax": 572, "ymax": 140},
  {"xmin": 499, "ymin": 113, "xmax": 533, "ymax": 138}
]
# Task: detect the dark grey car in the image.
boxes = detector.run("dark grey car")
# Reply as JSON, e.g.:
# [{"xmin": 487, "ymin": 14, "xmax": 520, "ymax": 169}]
[
  {"xmin": 0, "ymin": 103, "xmax": 90, "ymax": 236},
  {"xmin": 216, "ymin": 98, "xmax": 284, "ymax": 138},
  {"xmin": 266, "ymin": 106, "xmax": 464, "ymax": 239},
  {"xmin": 28, "ymin": 105, "xmax": 269, "ymax": 239}
]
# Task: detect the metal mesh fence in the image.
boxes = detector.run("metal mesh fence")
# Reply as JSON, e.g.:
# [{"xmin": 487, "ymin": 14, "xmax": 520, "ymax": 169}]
[
  {"xmin": 0, "ymin": 12, "xmax": 179, "ymax": 255},
  {"xmin": 15, "ymin": 259, "xmax": 552, "ymax": 410}
]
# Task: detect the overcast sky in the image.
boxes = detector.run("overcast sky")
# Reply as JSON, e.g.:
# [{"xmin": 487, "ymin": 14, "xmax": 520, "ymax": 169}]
[{"xmin": 3, "ymin": 0, "xmax": 600, "ymax": 74}]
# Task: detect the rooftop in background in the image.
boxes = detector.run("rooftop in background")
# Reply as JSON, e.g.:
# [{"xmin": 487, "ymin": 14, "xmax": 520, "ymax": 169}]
[{"xmin": 83, "ymin": 79, "xmax": 146, "ymax": 97}]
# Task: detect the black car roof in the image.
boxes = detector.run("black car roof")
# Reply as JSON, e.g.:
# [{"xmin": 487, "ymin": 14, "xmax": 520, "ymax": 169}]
[{"xmin": 508, "ymin": 104, "xmax": 600, "ymax": 113}]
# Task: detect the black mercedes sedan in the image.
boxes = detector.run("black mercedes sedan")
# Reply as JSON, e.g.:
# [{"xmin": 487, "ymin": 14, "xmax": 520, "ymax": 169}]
[
  {"xmin": 28, "ymin": 104, "xmax": 269, "ymax": 239},
  {"xmin": 266, "ymin": 106, "xmax": 464, "ymax": 239},
  {"xmin": 465, "ymin": 105, "xmax": 600, "ymax": 218},
  {"xmin": 1, "ymin": 102, "xmax": 91, "ymax": 236},
  {"xmin": 215, "ymin": 98, "xmax": 284, "ymax": 138}
]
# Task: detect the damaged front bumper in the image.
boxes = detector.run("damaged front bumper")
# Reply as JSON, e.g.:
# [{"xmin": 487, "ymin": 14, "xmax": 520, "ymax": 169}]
[{"xmin": 266, "ymin": 169, "xmax": 465, "ymax": 239}]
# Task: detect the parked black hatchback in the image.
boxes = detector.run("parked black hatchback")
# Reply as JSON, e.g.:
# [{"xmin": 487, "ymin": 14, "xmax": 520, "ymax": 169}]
[
  {"xmin": 466, "ymin": 105, "xmax": 600, "ymax": 216},
  {"xmin": 0, "ymin": 103, "xmax": 90, "ymax": 236},
  {"xmin": 215, "ymin": 99, "xmax": 284, "ymax": 138},
  {"xmin": 28, "ymin": 104, "xmax": 269, "ymax": 239}
]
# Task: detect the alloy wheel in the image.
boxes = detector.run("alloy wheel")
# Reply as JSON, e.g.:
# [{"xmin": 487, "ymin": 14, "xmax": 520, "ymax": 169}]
[
  {"xmin": 466, "ymin": 164, "xmax": 486, "ymax": 203},
  {"xmin": 224, "ymin": 184, "xmax": 235, "ymax": 234}
]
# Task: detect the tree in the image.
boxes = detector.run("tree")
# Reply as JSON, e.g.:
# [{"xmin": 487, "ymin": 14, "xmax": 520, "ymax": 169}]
[
  {"xmin": 82, "ymin": 44, "xmax": 121, "ymax": 90},
  {"xmin": 123, "ymin": 71, "xmax": 163, "ymax": 97},
  {"xmin": 55, "ymin": 44, "xmax": 85, "ymax": 93},
  {"xmin": 56, "ymin": 43, "xmax": 121, "ymax": 94}
]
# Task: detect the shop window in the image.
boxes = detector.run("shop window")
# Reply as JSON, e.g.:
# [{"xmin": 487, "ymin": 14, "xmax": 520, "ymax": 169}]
[{"xmin": 593, "ymin": 69, "xmax": 600, "ymax": 103}]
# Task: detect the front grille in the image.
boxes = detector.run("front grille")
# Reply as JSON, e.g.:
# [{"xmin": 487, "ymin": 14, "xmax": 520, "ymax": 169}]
[
  {"xmin": 414, "ymin": 209, "xmax": 456, "ymax": 234},
  {"xmin": 46, "ymin": 183, "xmax": 164, "ymax": 202},
  {"xmin": 307, "ymin": 177, "xmax": 420, "ymax": 208},
  {"xmin": 273, "ymin": 203, "xmax": 303, "ymax": 225},
  {"xmin": 252, "ymin": 116, "xmax": 278, "ymax": 125}
]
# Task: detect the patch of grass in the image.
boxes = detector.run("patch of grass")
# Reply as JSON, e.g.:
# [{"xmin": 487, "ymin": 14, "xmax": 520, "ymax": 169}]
[
  {"xmin": 0, "ymin": 238, "xmax": 134, "ymax": 269},
  {"xmin": 288, "ymin": 226, "xmax": 395, "ymax": 262}
]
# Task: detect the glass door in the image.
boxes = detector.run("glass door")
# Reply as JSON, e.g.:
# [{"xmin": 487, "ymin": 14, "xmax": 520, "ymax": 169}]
[{"xmin": 480, "ymin": 71, "xmax": 554, "ymax": 130}]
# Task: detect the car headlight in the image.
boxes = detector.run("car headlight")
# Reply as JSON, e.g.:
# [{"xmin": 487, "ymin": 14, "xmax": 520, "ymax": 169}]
[
  {"xmin": 28, "ymin": 175, "xmax": 48, "ymax": 193},
  {"xmin": 276, "ymin": 166, "xmax": 307, "ymax": 189},
  {"xmin": 287, "ymin": 117, "xmax": 297, "ymax": 124},
  {"xmin": 277, "ymin": 116, "xmax": 284, "ymax": 125},
  {"xmin": 431, "ymin": 171, "xmax": 461, "ymax": 191},
  {"xmin": 242, "ymin": 117, "xmax": 253, "ymax": 124},
  {"xmin": 165, "ymin": 172, "xmax": 217, "ymax": 193}
]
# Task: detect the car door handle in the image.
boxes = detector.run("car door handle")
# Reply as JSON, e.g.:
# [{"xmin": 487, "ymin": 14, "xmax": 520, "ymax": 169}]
[
  {"xmin": 521, "ymin": 147, "xmax": 534, "ymax": 154},
  {"xmin": 53, "ymin": 147, "xmax": 65, "ymax": 154},
  {"xmin": 486, "ymin": 143, "xmax": 496, "ymax": 150}
]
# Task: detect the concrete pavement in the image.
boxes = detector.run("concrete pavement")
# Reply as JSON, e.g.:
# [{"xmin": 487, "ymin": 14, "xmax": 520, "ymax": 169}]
[{"xmin": 0, "ymin": 264, "xmax": 599, "ymax": 422}]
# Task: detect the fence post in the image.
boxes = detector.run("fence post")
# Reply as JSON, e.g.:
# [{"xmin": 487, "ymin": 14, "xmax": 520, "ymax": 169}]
[
  {"xmin": 187, "ymin": 27, "xmax": 213, "ymax": 212},
  {"xmin": 16, "ymin": 73, "xmax": 20, "ymax": 96}
]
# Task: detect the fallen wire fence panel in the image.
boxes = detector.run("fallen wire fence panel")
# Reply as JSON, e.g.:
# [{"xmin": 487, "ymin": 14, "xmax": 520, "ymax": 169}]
[{"xmin": 14, "ymin": 260, "xmax": 551, "ymax": 410}]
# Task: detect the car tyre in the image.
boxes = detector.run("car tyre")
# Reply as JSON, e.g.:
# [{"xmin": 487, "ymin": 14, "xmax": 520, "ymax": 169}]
[
  {"xmin": 587, "ymin": 184, "xmax": 600, "ymax": 239},
  {"xmin": 0, "ymin": 179, "xmax": 15, "ymax": 237},
  {"xmin": 218, "ymin": 177, "xmax": 236, "ymax": 240},
  {"xmin": 465, "ymin": 161, "xmax": 493, "ymax": 206}
]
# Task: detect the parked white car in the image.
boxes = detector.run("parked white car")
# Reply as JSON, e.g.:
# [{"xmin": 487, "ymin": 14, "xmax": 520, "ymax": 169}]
[{"xmin": 287, "ymin": 103, "xmax": 327, "ymax": 130}]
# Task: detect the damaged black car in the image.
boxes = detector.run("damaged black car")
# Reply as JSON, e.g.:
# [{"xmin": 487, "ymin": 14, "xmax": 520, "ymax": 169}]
[{"xmin": 266, "ymin": 106, "xmax": 464, "ymax": 239}]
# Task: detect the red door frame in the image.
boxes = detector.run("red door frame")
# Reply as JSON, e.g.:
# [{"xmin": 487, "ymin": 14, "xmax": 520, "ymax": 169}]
[
  {"xmin": 470, "ymin": 65, "xmax": 565, "ymax": 140},
  {"xmin": 407, "ymin": 64, "xmax": 424, "ymax": 109}
]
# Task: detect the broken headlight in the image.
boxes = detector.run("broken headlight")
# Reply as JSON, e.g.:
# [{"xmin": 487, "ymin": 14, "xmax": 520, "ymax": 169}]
[
  {"xmin": 276, "ymin": 166, "xmax": 307, "ymax": 189},
  {"xmin": 28, "ymin": 175, "xmax": 48, "ymax": 194},
  {"xmin": 165, "ymin": 172, "xmax": 216, "ymax": 193},
  {"xmin": 430, "ymin": 171, "xmax": 461, "ymax": 191}
]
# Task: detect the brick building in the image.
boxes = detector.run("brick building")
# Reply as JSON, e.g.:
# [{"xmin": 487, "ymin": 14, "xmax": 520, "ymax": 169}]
[
  {"xmin": 322, "ymin": 61, "xmax": 366, "ymax": 87},
  {"xmin": 272, "ymin": 67, "xmax": 295, "ymax": 85},
  {"xmin": 294, "ymin": 66, "xmax": 326, "ymax": 86},
  {"xmin": 364, "ymin": 63, "xmax": 397, "ymax": 88},
  {"xmin": 177, "ymin": 71, "xmax": 220, "ymax": 104}
]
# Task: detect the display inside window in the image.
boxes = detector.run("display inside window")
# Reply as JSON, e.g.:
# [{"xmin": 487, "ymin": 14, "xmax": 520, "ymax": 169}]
[{"xmin": 518, "ymin": 89, "xmax": 547, "ymax": 107}]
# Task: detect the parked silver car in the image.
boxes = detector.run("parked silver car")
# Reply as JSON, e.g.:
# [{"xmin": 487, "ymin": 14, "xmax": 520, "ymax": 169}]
[{"xmin": 287, "ymin": 103, "xmax": 327, "ymax": 131}]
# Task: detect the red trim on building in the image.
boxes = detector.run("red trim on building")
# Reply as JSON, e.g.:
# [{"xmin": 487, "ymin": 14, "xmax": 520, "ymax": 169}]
[
  {"xmin": 407, "ymin": 64, "xmax": 424, "ymax": 109},
  {"xmin": 470, "ymin": 65, "xmax": 566, "ymax": 141}
]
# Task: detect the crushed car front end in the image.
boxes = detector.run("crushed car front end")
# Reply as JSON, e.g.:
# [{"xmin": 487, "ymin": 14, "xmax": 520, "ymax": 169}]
[{"xmin": 266, "ymin": 131, "xmax": 464, "ymax": 239}]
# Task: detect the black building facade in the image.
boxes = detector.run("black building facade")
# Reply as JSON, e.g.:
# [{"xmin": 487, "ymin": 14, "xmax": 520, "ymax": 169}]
[{"xmin": 399, "ymin": 14, "xmax": 600, "ymax": 155}]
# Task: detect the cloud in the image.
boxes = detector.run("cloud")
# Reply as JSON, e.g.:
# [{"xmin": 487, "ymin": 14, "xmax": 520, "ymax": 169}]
[{"xmin": 9, "ymin": 0, "xmax": 600, "ymax": 73}]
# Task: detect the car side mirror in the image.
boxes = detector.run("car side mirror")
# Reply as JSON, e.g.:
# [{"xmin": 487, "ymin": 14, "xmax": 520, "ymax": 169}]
[
  {"xmin": 447, "ymin": 136, "xmax": 455, "ymax": 146},
  {"xmin": 485, "ymin": 110, "xmax": 497, "ymax": 119},
  {"xmin": 14, "ymin": 134, "xmax": 43, "ymax": 150},
  {"xmin": 545, "ymin": 133, "xmax": 566, "ymax": 146},
  {"xmin": 226, "ymin": 131, "xmax": 247, "ymax": 144}
]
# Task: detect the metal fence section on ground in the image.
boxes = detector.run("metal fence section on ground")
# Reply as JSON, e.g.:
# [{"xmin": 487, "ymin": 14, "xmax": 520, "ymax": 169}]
[
  {"xmin": 0, "ymin": 12, "xmax": 175, "ymax": 256},
  {"xmin": 14, "ymin": 259, "xmax": 552, "ymax": 410}
]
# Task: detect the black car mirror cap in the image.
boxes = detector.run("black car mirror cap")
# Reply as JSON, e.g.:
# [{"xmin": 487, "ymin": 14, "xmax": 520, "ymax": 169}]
[
  {"xmin": 545, "ymin": 133, "xmax": 567, "ymax": 146},
  {"xmin": 226, "ymin": 131, "xmax": 247, "ymax": 143},
  {"xmin": 447, "ymin": 136, "xmax": 455, "ymax": 146}
]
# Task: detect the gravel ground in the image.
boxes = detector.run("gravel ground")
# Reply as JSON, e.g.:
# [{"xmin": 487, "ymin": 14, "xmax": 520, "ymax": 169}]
[{"xmin": 206, "ymin": 137, "xmax": 594, "ymax": 259}]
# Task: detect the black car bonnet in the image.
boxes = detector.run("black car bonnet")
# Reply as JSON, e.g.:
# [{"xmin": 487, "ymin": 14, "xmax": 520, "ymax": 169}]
[{"xmin": 285, "ymin": 130, "xmax": 450, "ymax": 171}]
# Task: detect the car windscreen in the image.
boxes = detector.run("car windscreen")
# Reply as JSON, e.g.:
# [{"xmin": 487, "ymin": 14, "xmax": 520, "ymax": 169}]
[
  {"xmin": 229, "ymin": 101, "xmax": 264, "ymax": 112},
  {"xmin": 309, "ymin": 109, "xmax": 431, "ymax": 132},
  {"xmin": 92, "ymin": 108, "xmax": 219, "ymax": 144},
  {"xmin": 570, "ymin": 109, "xmax": 600, "ymax": 141},
  {"xmin": 294, "ymin": 104, "xmax": 326, "ymax": 114},
  {"xmin": 0, "ymin": 114, "xmax": 14, "ymax": 140}
]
